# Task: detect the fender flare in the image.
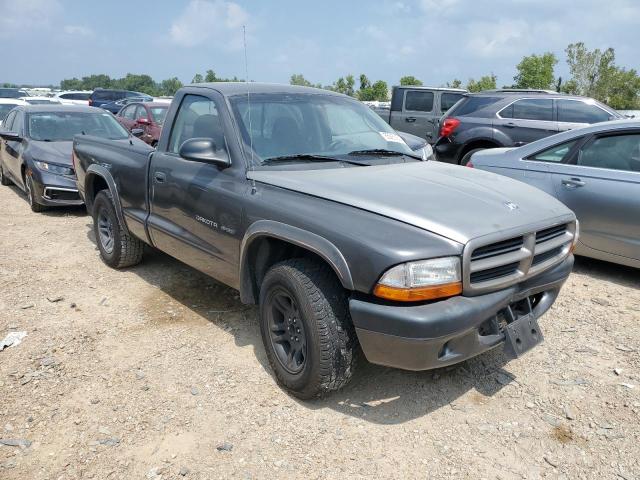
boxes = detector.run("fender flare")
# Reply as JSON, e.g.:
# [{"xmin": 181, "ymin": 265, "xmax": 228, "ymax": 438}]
[
  {"xmin": 239, "ymin": 220, "xmax": 354, "ymax": 304},
  {"xmin": 84, "ymin": 164, "xmax": 129, "ymax": 235}
]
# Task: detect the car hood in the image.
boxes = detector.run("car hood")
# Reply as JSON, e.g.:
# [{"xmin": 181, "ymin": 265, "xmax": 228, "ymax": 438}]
[
  {"xmin": 248, "ymin": 161, "xmax": 573, "ymax": 244},
  {"xmin": 28, "ymin": 141, "xmax": 73, "ymax": 166}
]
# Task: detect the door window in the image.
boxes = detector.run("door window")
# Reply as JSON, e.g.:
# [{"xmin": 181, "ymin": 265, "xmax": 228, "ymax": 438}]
[
  {"xmin": 577, "ymin": 133, "xmax": 640, "ymax": 172},
  {"xmin": 501, "ymin": 99, "xmax": 553, "ymax": 121},
  {"xmin": 529, "ymin": 140, "xmax": 577, "ymax": 163},
  {"xmin": 404, "ymin": 91, "xmax": 434, "ymax": 112},
  {"xmin": 168, "ymin": 95, "xmax": 227, "ymax": 157},
  {"xmin": 440, "ymin": 93, "xmax": 464, "ymax": 113},
  {"xmin": 557, "ymin": 100, "xmax": 611, "ymax": 124},
  {"xmin": 135, "ymin": 105, "xmax": 149, "ymax": 121},
  {"xmin": 3, "ymin": 111, "xmax": 17, "ymax": 130},
  {"xmin": 121, "ymin": 105, "xmax": 136, "ymax": 120},
  {"xmin": 12, "ymin": 111, "xmax": 24, "ymax": 135}
]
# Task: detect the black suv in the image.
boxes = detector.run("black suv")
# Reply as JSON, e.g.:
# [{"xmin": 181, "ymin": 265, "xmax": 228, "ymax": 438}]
[
  {"xmin": 434, "ymin": 89, "xmax": 622, "ymax": 165},
  {"xmin": 88, "ymin": 89, "xmax": 148, "ymax": 111}
]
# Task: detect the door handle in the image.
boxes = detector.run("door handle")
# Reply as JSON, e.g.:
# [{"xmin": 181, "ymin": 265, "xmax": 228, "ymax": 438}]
[
  {"xmin": 153, "ymin": 172, "xmax": 166, "ymax": 184},
  {"xmin": 504, "ymin": 122, "xmax": 516, "ymax": 128},
  {"xmin": 405, "ymin": 117, "xmax": 417, "ymax": 123},
  {"xmin": 561, "ymin": 177, "xmax": 585, "ymax": 188}
]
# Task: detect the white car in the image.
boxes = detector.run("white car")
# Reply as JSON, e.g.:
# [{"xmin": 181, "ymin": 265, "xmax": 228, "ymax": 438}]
[
  {"xmin": 0, "ymin": 98, "xmax": 27, "ymax": 126},
  {"xmin": 54, "ymin": 91, "xmax": 92, "ymax": 106},
  {"xmin": 20, "ymin": 96, "xmax": 61, "ymax": 105}
]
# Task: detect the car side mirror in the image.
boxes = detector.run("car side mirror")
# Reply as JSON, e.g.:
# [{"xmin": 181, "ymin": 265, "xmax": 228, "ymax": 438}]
[
  {"xmin": 179, "ymin": 138, "xmax": 230, "ymax": 168},
  {"xmin": 137, "ymin": 118, "xmax": 150, "ymax": 125},
  {"xmin": 0, "ymin": 131, "xmax": 21, "ymax": 141},
  {"xmin": 131, "ymin": 128, "xmax": 144, "ymax": 138}
]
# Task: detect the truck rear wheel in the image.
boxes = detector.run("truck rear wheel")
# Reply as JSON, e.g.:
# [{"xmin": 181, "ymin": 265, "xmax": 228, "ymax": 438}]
[
  {"xmin": 259, "ymin": 258, "xmax": 358, "ymax": 399},
  {"xmin": 93, "ymin": 190, "xmax": 144, "ymax": 268}
]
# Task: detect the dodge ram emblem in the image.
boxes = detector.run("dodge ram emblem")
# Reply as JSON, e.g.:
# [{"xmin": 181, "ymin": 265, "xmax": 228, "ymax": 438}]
[{"xmin": 504, "ymin": 201, "xmax": 519, "ymax": 211}]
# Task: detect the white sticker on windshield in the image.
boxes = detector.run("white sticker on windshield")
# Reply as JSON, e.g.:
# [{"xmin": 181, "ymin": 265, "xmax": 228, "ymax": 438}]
[{"xmin": 379, "ymin": 131, "xmax": 403, "ymax": 143}]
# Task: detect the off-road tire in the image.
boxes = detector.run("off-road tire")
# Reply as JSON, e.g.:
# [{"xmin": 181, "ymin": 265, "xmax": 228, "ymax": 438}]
[
  {"xmin": 25, "ymin": 174, "xmax": 45, "ymax": 212},
  {"xmin": 93, "ymin": 190, "xmax": 144, "ymax": 268},
  {"xmin": 0, "ymin": 162, "xmax": 11, "ymax": 186},
  {"xmin": 460, "ymin": 148, "xmax": 485, "ymax": 166},
  {"xmin": 259, "ymin": 258, "xmax": 358, "ymax": 399}
]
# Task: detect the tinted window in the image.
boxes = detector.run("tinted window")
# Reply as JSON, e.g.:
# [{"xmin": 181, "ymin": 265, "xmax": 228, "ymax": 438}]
[
  {"xmin": 169, "ymin": 95, "xmax": 228, "ymax": 157},
  {"xmin": 530, "ymin": 140, "xmax": 577, "ymax": 163},
  {"xmin": 135, "ymin": 105, "xmax": 148, "ymax": 120},
  {"xmin": 405, "ymin": 91, "xmax": 433, "ymax": 112},
  {"xmin": 150, "ymin": 107, "xmax": 168, "ymax": 124},
  {"xmin": 27, "ymin": 112, "xmax": 129, "ymax": 141},
  {"xmin": 441, "ymin": 93, "xmax": 464, "ymax": 113},
  {"xmin": 509, "ymin": 99, "xmax": 553, "ymax": 121},
  {"xmin": 12, "ymin": 111, "xmax": 25, "ymax": 134},
  {"xmin": 0, "ymin": 88, "xmax": 24, "ymax": 99},
  {"xmin": 452, "ymin": 96, "xmax": 499, "ymax": 117},
  {"xmin": 3, "ymin": 111, "xmax": 17, "ymax": 130},
  {"xmin": 121, "ymin": 105, "xmax": 136, "ymax": 120},
  {"xmin": 0, "ymin": 104, "xmax": 19, "ymax": 121},
  {"xmin": 558, "ymin": 100, "xmax": 611, "ymax": 124},
  {"xmin": 578, "ymin": 133, "xmax": 640, "ymax": 172}
]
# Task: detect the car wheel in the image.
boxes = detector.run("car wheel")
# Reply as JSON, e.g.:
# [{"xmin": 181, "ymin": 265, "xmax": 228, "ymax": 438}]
[
  {"xmin": 25, "ymin": 173, "xmax": 45, "ymax": 212},
  {"xmin": 93, "ymin": 190, "xmax": 144, "ymax": 268},
  {"xmin": 460, "ymin": 148, "xmax": 485, "ymax": 166},
  {"xmin": 259, "ymin": 258, "xmax": 358, "ymax": 399},
  {"xmin": 0, "ymin": 162, "xmax": 11, "ymax": 186}
]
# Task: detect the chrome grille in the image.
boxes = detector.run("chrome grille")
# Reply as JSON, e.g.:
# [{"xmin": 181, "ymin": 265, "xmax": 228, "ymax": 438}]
[{"xmin": 464, "ymin": 221, "xmax": 575, "ymax": 294}]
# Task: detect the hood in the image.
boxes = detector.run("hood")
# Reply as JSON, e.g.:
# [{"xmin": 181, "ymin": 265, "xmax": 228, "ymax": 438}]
[
  {"xmin": 28, "ymin": 141, "xmax": 73, "ymax": 166},
  {"xmin": 248, "ymin": 162, "xmax": 573, "ymax": 244}
]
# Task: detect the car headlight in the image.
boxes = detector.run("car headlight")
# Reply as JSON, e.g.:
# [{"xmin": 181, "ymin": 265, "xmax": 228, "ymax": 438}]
[
  {"xmin": 418, "ymin": 143, "xmax": 436, "ymax": 161},
  {"xmin": 373, "ymin": 256, "xmax": 462, "ymax": 302},
  {"xmin": 33, "ymin": 161, "xmax": 74, "ymax": 176}
]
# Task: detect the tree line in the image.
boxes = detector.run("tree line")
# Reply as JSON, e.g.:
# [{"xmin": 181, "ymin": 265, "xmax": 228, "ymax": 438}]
[{"xmin": 4, "ymin": 42, "xmax": 636, "ymax": 109}]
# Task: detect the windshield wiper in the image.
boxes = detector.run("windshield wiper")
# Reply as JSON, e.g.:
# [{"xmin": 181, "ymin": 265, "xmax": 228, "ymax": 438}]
[
  {"xmin": 262, "ymin": 154, "xmax": 366, "ymax": 167},
  {"xmin": 347, "ymin": 149, "xmax": 422, "ymax": 160}
]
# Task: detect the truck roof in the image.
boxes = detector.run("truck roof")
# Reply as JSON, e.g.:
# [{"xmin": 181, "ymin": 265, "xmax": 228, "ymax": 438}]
[
  {"xmin": 190, "ymin": 82, "xmax": 346, "ymax": 97},
  {"xmin": 392, "ymin": 85, "xmax": 468, "ymax": 93}
]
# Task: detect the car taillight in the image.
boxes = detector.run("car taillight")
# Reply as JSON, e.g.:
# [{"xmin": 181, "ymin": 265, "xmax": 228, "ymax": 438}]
[
  {"xmin": 439, "ymin": 118, "xmax": 460, "ymax": 138},
  {"xmin": 466, "ymin": 160, "xmax": 474, "ymax": 168},
  {"xmin": 88, "ymin": 99, "xmax": 93, "ymax": 106}
]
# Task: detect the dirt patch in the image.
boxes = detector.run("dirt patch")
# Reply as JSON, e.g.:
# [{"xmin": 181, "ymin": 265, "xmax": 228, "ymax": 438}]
[{"xmin": 0, "ymin": 184, "xmax": 639, "ymax": 479}]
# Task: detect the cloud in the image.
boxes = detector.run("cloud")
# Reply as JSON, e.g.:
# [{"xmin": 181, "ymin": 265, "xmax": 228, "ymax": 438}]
[
  {"xmin": 0, "ymin": 0, "xmax": 61, "ymax": 37},
  {"xmin": 63, "ymin": 25, "xmax": 94, "ymax": 37},
  {"xmin": 169, "ymin": 0, "xmax": 249, "ymax": 48}
]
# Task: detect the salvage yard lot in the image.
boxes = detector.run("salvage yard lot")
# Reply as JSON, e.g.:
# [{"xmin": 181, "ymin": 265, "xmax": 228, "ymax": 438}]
[{"xmin": 0, "ymin": 184, "xmax": 638, "ymax": 479}]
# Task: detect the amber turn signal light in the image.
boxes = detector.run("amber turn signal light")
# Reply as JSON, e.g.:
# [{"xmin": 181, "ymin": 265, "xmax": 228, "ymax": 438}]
[{"xmin": 373, "ymin": 282, "xmax": 462, "ymax": 302}]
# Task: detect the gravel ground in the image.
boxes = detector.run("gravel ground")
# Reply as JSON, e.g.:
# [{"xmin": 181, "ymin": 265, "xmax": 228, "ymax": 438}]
[{"xmin": 0, "ymin": 183, "xmax": 639, "ymax": 480}]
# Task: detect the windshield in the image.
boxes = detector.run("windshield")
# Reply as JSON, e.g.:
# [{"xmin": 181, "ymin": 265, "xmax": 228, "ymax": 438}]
[
  {"xmin": 229, "ymin": 93, "xmax": 415, "ymax": 166},
  {"xmin": 150, "ymin": 107, "xmax": 168, "ymax": 124},
  {"xmin": 28, "ymin": 111, "xmax": 130, "ymax": 141}
]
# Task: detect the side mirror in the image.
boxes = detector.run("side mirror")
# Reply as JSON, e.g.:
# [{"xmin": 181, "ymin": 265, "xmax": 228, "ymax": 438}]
[
  {"xmin": 0, "ymin": 131, "xmax": 21, "ymax": 141},
  {"xmin": 179, "ymin": 138, "xmax": 230, "ymax": 168},
  {"xmin": 137, "ymin": 118, "xmax": 150, "ymax": 125},
  {"xmin": 131, "ymin": 128, "xmax": 144, "ymax": 138}
]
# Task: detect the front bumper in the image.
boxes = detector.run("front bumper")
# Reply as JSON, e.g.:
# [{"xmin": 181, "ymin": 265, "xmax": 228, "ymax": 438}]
[
  {"xmin": 31, "ymin": 171, "xmax": 84, "ymax": 206},
  {"xmin": 350, "ymin": 255, "xmax": 573, "ymax": 371}
]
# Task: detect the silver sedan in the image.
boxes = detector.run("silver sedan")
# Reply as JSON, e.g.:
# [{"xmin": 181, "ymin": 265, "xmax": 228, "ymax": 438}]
[{"xmin": 467, "ymin": 120, "xmax": 640, "ymax": 268}]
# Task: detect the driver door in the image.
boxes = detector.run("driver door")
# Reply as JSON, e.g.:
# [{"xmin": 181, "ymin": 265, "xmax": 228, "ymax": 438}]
[{"xmin": 147, "ymin": 92, "xmax": 246, "ymax": 288}]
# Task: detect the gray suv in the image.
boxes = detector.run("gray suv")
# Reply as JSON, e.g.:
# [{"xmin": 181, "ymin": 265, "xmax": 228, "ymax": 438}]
[{"xmin": 434, "ymin": 90, "xmax": 622, "ymax": 165}]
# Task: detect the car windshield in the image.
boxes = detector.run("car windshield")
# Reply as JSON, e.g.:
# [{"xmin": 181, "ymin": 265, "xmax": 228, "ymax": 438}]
[
  {"xmin": 28, "ymin": 111, "xmax": 130, "ymax": 141},
  {"xmin": 229, "ymin": 93, "xmax": 415, "ymax": 167},
  {"xmin": 150, "ymin": 107, "xmax": 168, "ymax": 124}
]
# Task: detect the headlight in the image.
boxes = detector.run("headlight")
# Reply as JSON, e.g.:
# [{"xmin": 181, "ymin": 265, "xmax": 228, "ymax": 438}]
[
  {"xmin": 33, "ymin": 161, "xmax": 73, "ymax": 176},
  {"xmin": 373, "ymin": 256, "xmax": 462, "ymax": 302},
  {"xmin": 418, "ymin": 143, "xmax": 436, "ymax": 161}
]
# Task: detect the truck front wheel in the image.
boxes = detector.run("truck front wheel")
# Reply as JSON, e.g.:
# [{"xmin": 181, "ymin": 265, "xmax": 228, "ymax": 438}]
[
  {"xmin": 93, "ymin": 190, "xmax": 144, "ymax": 268},
  {"xmin": 259, "ymin": 258, "xmax": 358, "ymax": 399}
]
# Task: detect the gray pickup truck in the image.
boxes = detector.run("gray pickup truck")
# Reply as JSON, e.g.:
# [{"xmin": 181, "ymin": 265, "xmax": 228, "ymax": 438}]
[
  {"xmin": 372, "ymin": 86, "xmax": 467, "ymax": 143},
  {"xmin": 73, "ymin": 83, "xmax": 577, "ymax": 399}
]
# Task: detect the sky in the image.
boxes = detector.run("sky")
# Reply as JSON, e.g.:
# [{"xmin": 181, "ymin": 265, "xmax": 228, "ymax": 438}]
[{"xmin": 2, "ymin": 0, "xmax": 640, "ymax": 88}]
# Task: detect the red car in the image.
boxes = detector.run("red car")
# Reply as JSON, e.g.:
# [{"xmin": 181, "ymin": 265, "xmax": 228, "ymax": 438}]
[{"xmin": 115, "ymin": 102, "xmax": 168, "ymax": 147}]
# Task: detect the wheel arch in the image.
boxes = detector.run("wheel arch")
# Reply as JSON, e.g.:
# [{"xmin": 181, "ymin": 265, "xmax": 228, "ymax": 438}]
[
  {"xmin": 84, "ymin": 164, "xmax": 129, "ymax": 235},
  {"xmin": 458, "ymin": 137, "xmax": 502, "ymax": 164},
  {"xmin": 239, "ymin": 220, "xmax": 354, "ymax": 304}
]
